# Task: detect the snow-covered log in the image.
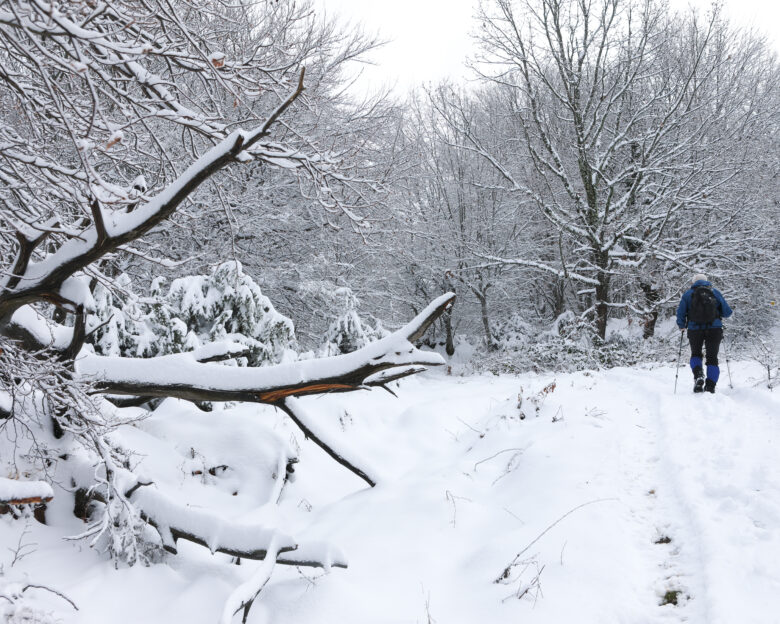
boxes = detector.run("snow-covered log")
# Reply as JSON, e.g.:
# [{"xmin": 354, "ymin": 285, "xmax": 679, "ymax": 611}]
[
  {"xmin": 0, "ymin": 477, "xmax": 53, "ymax": 506},
  {"xmin": 78, "ymin": 293, "xmax": 455, "ymax": 405},
  {"xmin": 132, "ymin": 485, "xmax": 294, "ymax": 558},
  {"xmin": 130, "ymin": 485, "xmax": 347, "ymax": 568}
]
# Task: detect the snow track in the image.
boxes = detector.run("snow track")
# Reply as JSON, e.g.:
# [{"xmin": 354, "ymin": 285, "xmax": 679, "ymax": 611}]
[{"xmin": 654, "ymin": 382, "xmax": 780, "ymax": 623}]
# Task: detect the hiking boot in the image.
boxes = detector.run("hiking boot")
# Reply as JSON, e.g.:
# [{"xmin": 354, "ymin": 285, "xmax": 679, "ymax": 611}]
[
  {"xmin": 705, "ymin": 379, "xmax": 716, "ymax": 393},
  {"xmin": 692, "ymin": 365, "xmax": 705, "ymax": 393}
]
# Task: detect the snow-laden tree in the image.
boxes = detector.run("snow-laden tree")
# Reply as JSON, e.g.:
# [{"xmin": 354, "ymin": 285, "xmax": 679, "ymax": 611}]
[
  {"xmin": 451, "ymin": 0, "xmax": 778, "ymax": 338},
  {"xmin": 0, "ymin": 1, "xmax": 452, "ymax": 616},
  {"xmin": 91, "ymin": 261, "xmax": 297, "ymax": 366},
  {"xmin": 319, "ymin": 287, "xmax": 389, "ymax": 356}
]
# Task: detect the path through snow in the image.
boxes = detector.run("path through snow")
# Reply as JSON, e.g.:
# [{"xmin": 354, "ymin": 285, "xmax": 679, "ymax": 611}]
[{"xmin": 266, "ymin": 362, "xmax": 780, "ymax": 624}]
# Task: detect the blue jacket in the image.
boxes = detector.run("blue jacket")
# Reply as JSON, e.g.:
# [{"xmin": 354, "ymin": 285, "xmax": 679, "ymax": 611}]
[{"xmin": 676, "ymin": 280, "xmax": 732, "ymax": 330}]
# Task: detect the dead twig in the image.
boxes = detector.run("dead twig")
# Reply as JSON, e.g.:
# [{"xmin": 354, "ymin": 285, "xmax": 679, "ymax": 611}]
[{"xmin": 495, "ymin": 498, "xmax": 615, "ymax": 583}]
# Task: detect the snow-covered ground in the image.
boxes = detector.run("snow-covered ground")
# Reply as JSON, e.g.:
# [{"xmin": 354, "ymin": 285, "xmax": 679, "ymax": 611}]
[{"xmin": 2, "ymin": 361, "xmax": 779, "ymax": 624}]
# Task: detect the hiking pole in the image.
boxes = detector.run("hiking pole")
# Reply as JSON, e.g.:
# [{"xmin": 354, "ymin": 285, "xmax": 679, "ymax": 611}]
[
  {"xmin": 723, "ymin": 328, "xmax": 734, "ymax": 389},
  {"xmin": 674, "ymin": 329, "xmax": 684, "ymax": 394}
]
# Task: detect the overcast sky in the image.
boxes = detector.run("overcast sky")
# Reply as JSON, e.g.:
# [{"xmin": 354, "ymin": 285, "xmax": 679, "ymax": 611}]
[{"xmin": 314, "ymin": 0, "xmax": 779, "ymax": 95}]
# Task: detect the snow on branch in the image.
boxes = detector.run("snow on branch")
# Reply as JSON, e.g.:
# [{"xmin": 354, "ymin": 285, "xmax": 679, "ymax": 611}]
[
  {"xmin": 219, "ymin": 540, "xmax": 280, "ymax": 624},
  {"xmin": 77, "ymin": 293, "xmax": 456, "ymax": 404},
  {"xmin": 0, "ymin": 476, "xmax": 53, "ymax": 506},
  {"xmin": 215, "ymin": 532, "xmax": 348, "ymax": 624},
  {"xmin": 217, "ymin": 541, "xmax": 348, "ymax": 624},
  {"xmin": 0, "ymin": 68, "xmax": 306, "ymax": 325},
  {"xmin": 471, "ymin": 253, "xmax": 601, "ymax": 287},
  {"xmin": 129, "ymin": 485, "xmax": 346, "ymax": 568},
  {"xmin": 130, "ymin": 485, "xmax": 295, "ymax": 559}
]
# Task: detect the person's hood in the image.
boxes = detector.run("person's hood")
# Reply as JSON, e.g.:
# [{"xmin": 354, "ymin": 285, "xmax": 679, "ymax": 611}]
[{"xmin": 692, "ymin": 279, "xmax": 712, "ymax": 289}]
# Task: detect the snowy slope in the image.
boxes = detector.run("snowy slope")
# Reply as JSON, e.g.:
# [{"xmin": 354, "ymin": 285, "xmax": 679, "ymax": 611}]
[{"xmin": 2, "ymin": 362, "xmax": 779, "ymax": 624}]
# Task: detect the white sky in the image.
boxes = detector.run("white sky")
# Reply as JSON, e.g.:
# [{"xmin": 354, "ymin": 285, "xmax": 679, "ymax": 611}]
[{"xmin": 314, "ymin": 0, "xmax": 780, "ymax": 95}]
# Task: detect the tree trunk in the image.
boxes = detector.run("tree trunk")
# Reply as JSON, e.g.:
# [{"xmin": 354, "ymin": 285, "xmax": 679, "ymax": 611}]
[
  {"xmin": 640, "ymin": 282, "xmax": 660, "ymax": 339},
  {"xmin": 594, "ymin": 251, "xmax": 611, "ymax": 340},
  {"xmin": 444, "ymin": 308, "xmax": 455, "ymax": 356},
  {"xmin": 476, "ymin": 291, "xmax": 495, "ymax": 350}
]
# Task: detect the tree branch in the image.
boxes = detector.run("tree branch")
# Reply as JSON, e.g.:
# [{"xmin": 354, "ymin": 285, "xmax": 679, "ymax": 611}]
[
  {"xmin": 279, "ymin": 398, "xmax": 377, "ymax": 487},
  {"xmin": 129, "ymin": 484, "xmax": 346, "ymax": 568},
  {"xmin": 78, "ymin": 293, "xmax": 456, "ymax": 405},
  {"xmin": 0, "ymin": 69, "xmax": 307, "ymax": 325},
  {"xmin": 4, "ymin": 230, "xmax": 47, "ymax": 292},
  {"xmin": 60, "ymin": 305, "xmax": 86, "ymax": 362}
]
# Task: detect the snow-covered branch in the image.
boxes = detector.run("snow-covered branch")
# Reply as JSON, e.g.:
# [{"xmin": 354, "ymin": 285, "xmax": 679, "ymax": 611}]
[
  {"xmin": 0, "ymin": 477, "xmax": 53, "ymax": 506},
  {"xmin": 130, "ymin": 485, "xmax": 345, "ymax": 569},
  {"xmin": 77, "ymin": 294, "xmax": 455, "ymax": 405},
  {"xmin": 0, "ymin": 73, "xmax": 305, "ymax": 325}
]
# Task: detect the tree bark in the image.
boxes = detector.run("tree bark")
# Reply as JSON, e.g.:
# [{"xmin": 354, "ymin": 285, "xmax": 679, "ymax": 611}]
[
  {"xmin": 594, "ymin": 250, "xmax": 611, "ymax": 340},
  {"xmin": 640, "ymin": 282, "xmax": 660, "ymax": 339},
  {"xmin": 476, "ymin": 291, "xmax": 495, "ymax": 350}
]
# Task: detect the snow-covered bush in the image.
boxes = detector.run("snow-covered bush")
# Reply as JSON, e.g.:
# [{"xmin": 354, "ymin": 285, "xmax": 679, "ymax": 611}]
[
  {"xmin": 90, "ymin": 262, "xmax": 296, "ymax": 367},
  {"xmin": 490, "ymin": 313, "xmax": 534, "ymax": 352},
  {"xmin": 319, "ymin": 288, "xmax": 389, "ymax": 356},
  {"xmin": 477, "ymin": 311, "xmax": 678, "ymax": 375}
]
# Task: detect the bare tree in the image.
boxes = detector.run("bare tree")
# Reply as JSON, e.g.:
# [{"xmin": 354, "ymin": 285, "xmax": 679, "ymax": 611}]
[
  {"xmin": 392, "ymin": 87, "xmax": 532, "ymax": 351},
  {"xmin": 449, "ymin": 0, "xmax": 777, "ymax": 338}
]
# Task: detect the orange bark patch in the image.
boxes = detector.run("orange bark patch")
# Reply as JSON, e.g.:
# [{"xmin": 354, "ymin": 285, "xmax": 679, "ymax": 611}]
[
  {"xmin": 257, "ymin": 383, "xmax": 354, "ymax": 402},
  {"xmin": 1, "ymin": 496, "xmax": 53, "ymax": 506}
]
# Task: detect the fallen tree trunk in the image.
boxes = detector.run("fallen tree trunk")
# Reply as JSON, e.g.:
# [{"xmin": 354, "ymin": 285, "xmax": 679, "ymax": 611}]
[
  {"xmin": 77, "ymin": 294, "xmax": 454, "ymax": 486},
  {"xmin": 76, "ymin": 293, "xmax": 455, "ymax": 405}
]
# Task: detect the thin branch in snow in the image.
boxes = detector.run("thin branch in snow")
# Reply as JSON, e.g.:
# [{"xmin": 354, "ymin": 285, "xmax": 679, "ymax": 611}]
[{"xmin": 495, "ymin": 498, "xmax": 617, "ymax": 583}]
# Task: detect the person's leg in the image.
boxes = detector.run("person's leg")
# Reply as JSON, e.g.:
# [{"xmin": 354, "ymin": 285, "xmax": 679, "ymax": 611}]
[
  {"xmin": 687, "ymin": 329, "xmax": 705, "ymax": 391},
  {"xmin": 703, "ymin": 328, "xmax": 723, "ymax": 392}
]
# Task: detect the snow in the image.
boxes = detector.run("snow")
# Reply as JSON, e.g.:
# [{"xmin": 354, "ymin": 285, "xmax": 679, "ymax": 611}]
[
  {"xmin": 3, "ymin": 361, "xmax": 779, "ymax": 623},
  {"xmin": 10, "ymin": 305, "xmax": 73, "ymax": 349},
  {"xmin": 0, "ymin": 477, "xmax": 53, "ymax": 503},
  {"xmin": 59, "ymin": 274, "xmax": 96, "ymax": 311}
]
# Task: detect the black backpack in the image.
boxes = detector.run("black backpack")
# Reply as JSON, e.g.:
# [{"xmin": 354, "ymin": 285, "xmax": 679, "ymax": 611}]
[{"xmin": 688, "ymin": 286, "xmax": 719, "ymax": 325}]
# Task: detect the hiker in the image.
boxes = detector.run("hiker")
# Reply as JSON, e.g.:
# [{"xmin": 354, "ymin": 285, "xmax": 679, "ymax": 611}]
[{"xmin": 676, "ymin": 273, "xmax": 733, "ymax": 393}]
